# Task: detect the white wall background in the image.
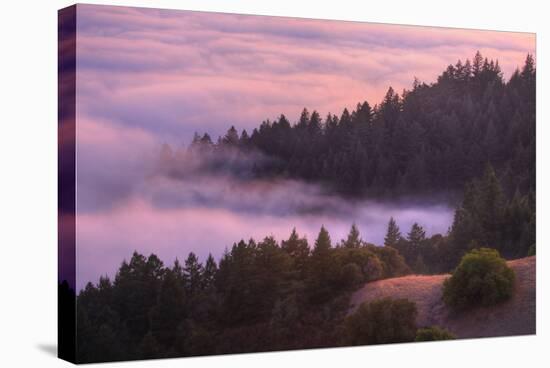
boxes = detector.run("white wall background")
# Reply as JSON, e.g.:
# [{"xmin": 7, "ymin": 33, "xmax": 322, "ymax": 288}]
[{"xmin": 0, "ymin": 0, "xmax": 547, "ymax": 367}]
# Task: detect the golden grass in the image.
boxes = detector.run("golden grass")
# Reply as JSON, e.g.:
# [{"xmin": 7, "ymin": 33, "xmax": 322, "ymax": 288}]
[{"xmin": 349, "ymin": 256, "xmax": 536, "ymax": 338}]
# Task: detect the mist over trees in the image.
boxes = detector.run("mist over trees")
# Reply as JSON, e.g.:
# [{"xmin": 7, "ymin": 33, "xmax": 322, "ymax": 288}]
[
  {"xmin": 156, "ymin": 51, "xmax": 536, "ymax": 271},
  {"xmin": 69, "ymin": 52, "xmax": 536, "ymax": 362},
  {"xmin": 164, "ymin": 52, "xmax": 535, "ymax": 200}
]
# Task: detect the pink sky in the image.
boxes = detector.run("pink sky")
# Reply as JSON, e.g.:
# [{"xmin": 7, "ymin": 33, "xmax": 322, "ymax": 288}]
[
  {"xmin": 76, "ymin": 4, "xmax": 535, "ymax": 143},
  {"xmin": 73, "ymin": 4, "xmax": 535, "ymax": 289}
]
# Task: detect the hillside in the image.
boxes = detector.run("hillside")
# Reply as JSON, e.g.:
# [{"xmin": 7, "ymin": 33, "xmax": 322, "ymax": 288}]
[{"xmin": 349, "ymin": 256, "xmax": 536, "ymax": 338}]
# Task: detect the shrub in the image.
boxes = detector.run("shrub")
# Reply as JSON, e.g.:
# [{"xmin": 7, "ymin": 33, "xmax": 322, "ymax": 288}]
[
  {"xmin": 367, "ymin": 245, "xmax": 410, "ymax": 277},
  {"xmin": 340, "ymin": 263, "xmax": 363, "ymax": 289},
  {"xmin": 443, "ymin": 248, "xmax": 515, "ymax": 310},
  {"xmin": 332, "ymin": 248, "xmax": 384, "ymax": 282},
  {"xmin": 364, "ymin": 255, "xmax": 383, "ymax": 281},
  {"xmin": 415, "ymin": 326, "xmax": 455, "ymax": 341},
  {"xmin": 342, "ymin": 298, "xmax": 417, "ymax": 345}
]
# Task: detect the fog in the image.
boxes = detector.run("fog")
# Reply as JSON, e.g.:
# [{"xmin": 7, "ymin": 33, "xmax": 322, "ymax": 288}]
[{"xmin": 75, "ymin": 146, "xmax": 454, "ymax": 291}]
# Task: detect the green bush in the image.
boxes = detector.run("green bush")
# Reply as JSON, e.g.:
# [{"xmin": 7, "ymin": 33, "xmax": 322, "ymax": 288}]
[
  {"xmin": 443, "ymin": 248, "xmax": 515, "ymax": 310},
  {"xmin": 364, "ymin": 256, "xmax": 383, "ymax": 281},
  {"xmin": 415, "ymin": 326, "xmax": 455, "ymax": 341},
  {"xmin": 340, "ymin": 263, "xmax": 363, "ymax": 289},
  {"xmin": 343, "ymin": 298, "xmax": 417, "ymax": 345}
]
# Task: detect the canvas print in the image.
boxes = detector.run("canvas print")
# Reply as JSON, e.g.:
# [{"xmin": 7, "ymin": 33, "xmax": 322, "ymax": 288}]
[{"xmin": 58, "ymin": 4, "xmax": 536, "ymax": 363}]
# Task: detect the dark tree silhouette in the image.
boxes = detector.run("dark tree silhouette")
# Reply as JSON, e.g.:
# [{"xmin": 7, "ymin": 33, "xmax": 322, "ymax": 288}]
[
  {"xmin": 384, "ymin": 217, "xmax": 401, "ymax": 247},
  {"xmin": 168, "ymin": 52, "xmax": 534, "ymax": 201}
]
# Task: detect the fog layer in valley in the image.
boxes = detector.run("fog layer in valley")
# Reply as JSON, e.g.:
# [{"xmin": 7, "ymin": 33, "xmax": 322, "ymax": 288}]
[{"xmin": 75, "ymin": 142, "xmax": 453, "ymax": 291}]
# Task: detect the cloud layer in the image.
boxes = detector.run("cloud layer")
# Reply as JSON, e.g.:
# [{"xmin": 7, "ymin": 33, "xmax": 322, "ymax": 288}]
[
  {"xmin": 76, "ymin": 4, "xmax": 535, "ymax": 142},
  {"xmin": 76, "ymin": 173, "xmax": 454, "ymax": 290}
]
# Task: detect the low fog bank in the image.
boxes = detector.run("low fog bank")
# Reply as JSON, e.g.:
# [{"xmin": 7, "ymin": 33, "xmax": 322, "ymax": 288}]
[{"xmin": 76, "ymin": 144, "xmax": 454, "ymax": 290}]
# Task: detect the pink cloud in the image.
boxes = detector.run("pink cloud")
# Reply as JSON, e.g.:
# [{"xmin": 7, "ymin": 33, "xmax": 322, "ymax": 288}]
[
  {"xmin": 75, "ymin": 5, "xmax": 535, "ymax": 141},
  {"xmin": 76, "ymin": 195, "xmax": 453, "ymax": 290}
]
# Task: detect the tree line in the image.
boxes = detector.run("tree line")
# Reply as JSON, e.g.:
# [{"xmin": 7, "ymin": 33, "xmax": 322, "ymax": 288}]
[
  {"xmin": 74, "ymin": 183, "xmax": 534, "ymax": 363},
  {"xmin": 170, "ymin": 51, "xmax": 535, "ymax": 199},
  {"xmin": 389, "ymin": 163, "xmax": 535, "ymax": 275},
  {"xmin": 74, "ymin": 225, "xmax": 410, "ymax": 362},
  {"xmin": 73, "ymin": 169, "xmax": 535, "ymax": 362},
  {"xmin": 72, "ymin": 187, "xmax": 534, "ymax": 362}
]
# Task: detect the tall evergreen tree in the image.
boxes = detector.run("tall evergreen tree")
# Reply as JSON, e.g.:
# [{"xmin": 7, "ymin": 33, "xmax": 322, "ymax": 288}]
[
  {"xmin": 297, "ymin": 108, "xmax": 310, "ymax": 129},
  {"xmin": 202, "ymin": 254, "xmax": 217, "ymax": 290},
  {"xmin": 309, "ymin": 110, "xmax": 323, "ymax": 136},
  {"xmin": 472, "ymin": 51, "xmax": 484, "ymax": 76},
  {"xmin": 407, "ymin": 223, "xmax": 426, "ymax": 247},
  {"xmin": 223, "ymin": 126, "xmax": 239, "ymax": 146},
  {"xmin": 184, "ymin": 252, "xmax": 204, "ymax": 296},
  {"xmin": 343, "ymin": 223, "xmax": 362, "ymax": 248},
  {"xmin": 281, "ymin": 228, "xmax": 310, "ymax": 272},
  {"xmin": 477, "ymin": 163, "xmax": 506, "ymax": 246},
  {"xmin": 384, "ymin": 217, "xmax": 401, "ymax": 247},
  {"xmin": 313, "ymin": 226, "xmax": 332, "ymax": 255}
]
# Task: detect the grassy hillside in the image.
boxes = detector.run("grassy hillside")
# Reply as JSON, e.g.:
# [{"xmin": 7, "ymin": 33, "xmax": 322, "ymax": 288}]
[{"xmin": 349, "ymin": 256, "xmax": 536, "ymax": 338}]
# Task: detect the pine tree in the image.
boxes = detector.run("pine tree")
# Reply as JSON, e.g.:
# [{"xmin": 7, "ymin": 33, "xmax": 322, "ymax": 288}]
[
  {"xmin": 239, "ymin": 129, "xmax": 250, "ymax": 145},
  {"xmin": 308, "ymin": 226, "xmax": 335, "ymax": 303},
  {"xmin": 223, "ymin": 126, "xmax": 239, "ymax": 145},
  {"xmin": 343, "ymin": 223, "xmax": 362, "ymax": 248},
  {"xmin": 472, "ymin": 51, "xmax": 483, "ymax": 77},
  {"xmin": 477, "ymin": 163, "xmax": 505, "ymax": 247},
  {"xmin": 184, "ymin": 252, "xmax": 204, "ymax": 296},
  {"xmin": 202, "ymin": 254, "xmax": 217, "ymax": 289},
  {"xmin": 309, "ymin": 110, "xmax": 323, "ymax": 136},
  {"xmin": 339, "ymin": 108, "xmax": 352, "ymax": 130},
  {"xmin": 200, "ymin": 133, "xmax": 212, "ymax": 145},
  {"xmin": 384, "ymin": 217, "xmax": 401, "ymax": 247},
  {"xmin": 297, "ymin": 107, "xmax": 310, "ymax": 129},
  {"xmin": 171, "ymin": 258, "xmax": 185, "ymax": 285},
  {"xmin": 407, "ymin": 223, "xmax": 426, "ymax": 247},
  {"xmin": 325, "ymin": 113, "xmax": 338, "ymax": 134},
  {"xmin": 521, "ymin": 54, "xmax": 535, "ymax": 80},
  {"xmin": 313, "ymin": 226, "xmax": 332, "ymax": 255},
  {"xmin": 281, "ymin": 228, "xmax": 310, "ymax": 271},
  {"xmin": 278, "ymin": 114, "xmax": 291, "ymax": 130}
]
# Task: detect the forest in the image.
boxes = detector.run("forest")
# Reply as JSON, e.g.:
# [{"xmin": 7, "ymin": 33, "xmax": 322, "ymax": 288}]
[
  {"xmin": 179, "ymin": 51, "xmax": 535, "ymax": 199},
  {"xmin": 64, "ymin": 52, "xmax": 536, "ymax": 362},
  {"xmin": 74, "ymin": 227, "xmax": 408, "ymax": 362}
]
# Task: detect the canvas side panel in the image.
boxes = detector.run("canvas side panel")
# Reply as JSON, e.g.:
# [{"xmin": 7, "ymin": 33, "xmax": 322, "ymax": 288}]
[{"xmin": 58, "ymin": 4, "xmax": 77, "ymax": 364}]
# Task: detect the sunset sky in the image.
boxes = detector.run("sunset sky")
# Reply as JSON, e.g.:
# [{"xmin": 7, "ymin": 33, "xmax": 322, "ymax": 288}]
[
  {"xmin": 73, "ymin": 4, "xmax": 535, "ymax": 289},
  {"xmin": 76, "ymin": 4, "xmax": 535, "ymax": 144}
]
